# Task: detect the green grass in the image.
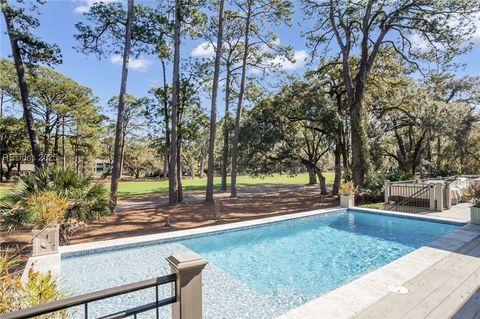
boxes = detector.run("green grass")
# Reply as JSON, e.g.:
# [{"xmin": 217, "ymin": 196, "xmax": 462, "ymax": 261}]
[
  {"xmin": 358, "ymin": 202, "xmax": 384, "ymax": 210},
  {"xmin": 116, "ymin": 173, "xmax": 335, "ymax": 197},
  {"xmin": 0, "ymin": 173, "xmax": 335, "ymax": 198}
]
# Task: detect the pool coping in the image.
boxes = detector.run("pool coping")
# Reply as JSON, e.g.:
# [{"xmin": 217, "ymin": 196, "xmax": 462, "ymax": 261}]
[{"xmin": 21, "ymin": 206, "xmax": 475, "ymax": 319}]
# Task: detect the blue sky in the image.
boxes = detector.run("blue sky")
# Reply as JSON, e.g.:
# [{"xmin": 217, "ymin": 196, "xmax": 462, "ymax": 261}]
[{"xmin": 1, "ymin": 0, "xmax": 479, "ymax": 119}]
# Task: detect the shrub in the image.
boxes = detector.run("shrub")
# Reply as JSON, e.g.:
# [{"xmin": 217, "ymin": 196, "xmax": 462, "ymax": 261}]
[
  {"xmin": 0, "ymin": 247, "xmax": 66, "ymax": 316},
  {"xmin": 461, "ymin": 185, "xmax": 474, "ymax": 203},
  {"xmin": 26, "ymin": 192, "xmax": 70, "ymax": 229},
  {"xmin": 471, "ymin": 184, "xmax": 480, "ymax": 208},
  {"xmin": 338, "ymin": 180, "xmax": 356, "ymax": 196},
  {"xmin": 384, "ymin": 170, "xmax": 414, "ymax": 182},
  {"xmin": 1, "ymin": 168, "xmax": 110, "ymax": 242}
]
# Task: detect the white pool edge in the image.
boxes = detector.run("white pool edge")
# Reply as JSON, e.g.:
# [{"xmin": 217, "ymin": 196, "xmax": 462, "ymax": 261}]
[{"xmin": 21, "ymin": 206, "xmax": 478, "ymax": 319}]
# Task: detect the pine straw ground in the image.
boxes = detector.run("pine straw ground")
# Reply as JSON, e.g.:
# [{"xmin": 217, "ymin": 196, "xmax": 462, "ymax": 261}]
[{"xmin": 1, "ymin": 185, "xmax": 338, "ymax": 268}]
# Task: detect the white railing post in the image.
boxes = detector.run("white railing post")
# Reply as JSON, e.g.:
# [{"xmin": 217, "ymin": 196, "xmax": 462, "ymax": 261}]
[
  {"xmin": 445, "ymin": 182, "xmax": 452, "ymax": 210},
  {"xmin": 166, "ymin": 252, "xmax": 208, "ymax": 319},
  {"xmin": 384, "ymin": 180, "xmax": 390, "ymax": 204},
  {"xmin": 435, "ymin": 182, "xmax": 444, "ymax": 212},
  {"xmin": 429, "ymin": 184, "xmax": 436, "ymax": 211}
]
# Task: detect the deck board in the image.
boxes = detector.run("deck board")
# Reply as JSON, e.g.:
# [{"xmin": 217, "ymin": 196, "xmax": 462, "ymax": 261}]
[
  {"xmin": 452, "ymin": 287, "xmax": 480, "ymax": 319},
  {"xmin": 354, "ymin": 235, "xmax": 480, "ymax": 319}
]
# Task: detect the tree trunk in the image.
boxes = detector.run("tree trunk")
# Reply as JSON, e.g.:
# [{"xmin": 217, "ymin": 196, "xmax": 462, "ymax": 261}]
[
  {"xmin": 220, "ymin": 66, "xmax": 231, "ymax": 192},
  {"xmin": 230, "ymin": 0, "xmax": 252, "ymax": 198},
  {"xmin": 75, "ymin": 137, "xmax": 79, "ymax": 173},
  {"xmin": 206, "ymin": 0, "xmax": 225, "ymax": 202},
  {"xmin": 160, "ymin": 57, "xmax": 170, "ymax": 180},
  {"xmin": 163, "ymin": 154, "xmax": 168, "ymax": 179},
  {"xmin": 120, "ymin": 133, "xmax": 126, "ymax": 177},
  {"xmin": 169, "ymin": 0, "xmax": 181, "ymax": 205},
  {"xmin": 44, "ymin": 110, "xmax": 50, "ymax": 168},
  {"xmin": 332, "ymin": 140, "xmax": 342, "ymax": 195},
  {"xmin": 315, "ymin": 168, "xmax": 328, "ymax": 195},
  {"xmin": 53, "ymin": 119, "xmax": 60, "ymax": 166},
  {"xmin": 177, "ymin": 140, "xmax": 183, "ymax": 203},
  {"xmin": 5, "ymin": 162, "xmax": 15, "ymax": 180},
  {"xmin": 1, "ymin": 0, "xmax": 42, "ymax": 169},
  {"xmin": 436, "ymin": 135, "xmax": 441, "ymax": 171},
  {"xmin": 308, "ymin": 167, "xmax": 317, "ymax": 184},
  {"xmin": 342, "ymin": 118, "xmax": 349, "ymax": 172},
  {"xmin": 350, "ymin": 101, "xmax": 367, "ymax": 186},
  {"xmin": 62, "ymin": 118, "xmax": 66, "ymax": 170},
  {"xmin": 109, "ymin": 0, "xmax": 133, "ymax": 212},
  {"xmin": 199, "ymin": 156, "xmax": 204, "ymax": 178}
]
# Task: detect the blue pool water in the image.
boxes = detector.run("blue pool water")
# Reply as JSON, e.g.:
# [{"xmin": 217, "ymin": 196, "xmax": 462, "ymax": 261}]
[{"xmin": 61, "ymin": 209, "xmax": 459, "ymax": 318}]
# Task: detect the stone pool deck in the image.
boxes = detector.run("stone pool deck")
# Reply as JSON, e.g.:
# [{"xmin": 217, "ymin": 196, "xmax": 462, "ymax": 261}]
[
  {"xmin": 420, "ymin": 202, "xmax": 471, "ymax": 223},
  {"xmin": 277, "ymin": 206, "xmax": 479, "ymax": 319}
]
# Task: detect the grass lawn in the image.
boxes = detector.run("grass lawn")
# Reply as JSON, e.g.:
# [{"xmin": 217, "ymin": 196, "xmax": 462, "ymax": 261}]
[
  {"xmin": 0, "ymin": 173, "xmax": 335, "ymax": 198},
  {"xmin": 116, "ymin": 173, "xmax": 335, "ymax": 197},
  {"xmin": 358, "ymin": 202, "xmax": 384, "ymax": 210}
]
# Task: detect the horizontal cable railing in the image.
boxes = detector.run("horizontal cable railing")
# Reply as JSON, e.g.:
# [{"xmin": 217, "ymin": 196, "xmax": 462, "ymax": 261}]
[{"xmin": 1, "ymin": 273, "xmax": 177, "ymax": 319}]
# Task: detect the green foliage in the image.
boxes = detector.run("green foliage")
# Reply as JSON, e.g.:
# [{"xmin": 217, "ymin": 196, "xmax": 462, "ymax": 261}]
[
  {"xmin": 471, "ymin": 185, "xmax": 480, "ymax": 208},
  {"xmin": 74, "ymin": 1, "xmax": 202, "ymax": 58},
  {"xmin": 0, "ymin": 249, "xmax": 66, "ymax": 316},
  {"xmin": 26, "ymin": 192, "xmax": 70, "ymax": 229},
  {"xmin": 240, "ymin": 78, "xmax": 337, "ymax": 176},
  {"xmin": 1, "ymin": 168, "xmax": 110, "ymax": 231},
  {"xmin": 145, "ymin": 76, "xmax": 208, "ymax": 178},
  {"xmin": 1, "ymin": 0, "xmax": 62, "ymax": 66},
  {"xmin": 383, "ymin": 171, "xmax": 414, "ymax": 182},
  {"xmin": 0, "ymin": 116, "xmax": 29, "ymax": 180},
  {"xmin": 123, "ymin": 137, "xmax": 160, "ymax": 178},
  {"xmin": 0, "ymin": 58, "xmax": 105, "ymax": 172},
  {"xmin": 108, "ymin": 94, "xmax": 147, "ymax": 137}
]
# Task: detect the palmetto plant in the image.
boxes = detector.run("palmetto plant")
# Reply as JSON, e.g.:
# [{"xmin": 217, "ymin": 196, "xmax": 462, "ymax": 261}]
[{"xmin": 1, "ymin": 168, "xmax": 110, "ymax": 231}]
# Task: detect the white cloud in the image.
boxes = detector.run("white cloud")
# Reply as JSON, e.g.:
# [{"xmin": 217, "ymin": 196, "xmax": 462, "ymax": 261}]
[
  {"xmin": 110, "ymin": 54, "xmax": 152, "ymax": 72},
  {"xmin": 110, "ymin": 54, "xmax": 123, "ymax": 64},
  {"xmin": 410, "ymin": 33, "xmax": 429, "ymax": 51},
  {"xmin": 74, "ymin": 0, "xmax": 119, "ymax": 14},
  {"xmin": 473, "ymin": 12, "xmax": 480, "ymax": 42},
  {"xmin": 191, "ymin": 42, "xmax": 215, "ymax": 58},
  {"xmin": 410, "ymin": 12, "xmax": 480, "ymax": 51},
  {"xmin": 271, "ymin": 50, "xmax": 308, "ymax": 71}
]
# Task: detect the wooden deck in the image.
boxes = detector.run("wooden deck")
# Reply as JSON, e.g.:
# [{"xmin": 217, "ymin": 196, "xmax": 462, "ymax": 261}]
[{"xmin": 355, "ymin": 235, "xmax": 480, "ymax": 319}]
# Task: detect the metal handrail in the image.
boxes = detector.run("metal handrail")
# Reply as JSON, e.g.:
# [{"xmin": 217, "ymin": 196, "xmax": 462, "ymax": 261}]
[{"xmin": 1, "ymin": 273, "xmax": 177, "ymax": 319}]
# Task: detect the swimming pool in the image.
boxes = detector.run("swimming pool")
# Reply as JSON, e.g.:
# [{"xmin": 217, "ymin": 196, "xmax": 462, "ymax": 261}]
[{"xmin": 60, "ymin": 209, "xmax": 460, "ymax": 318}]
